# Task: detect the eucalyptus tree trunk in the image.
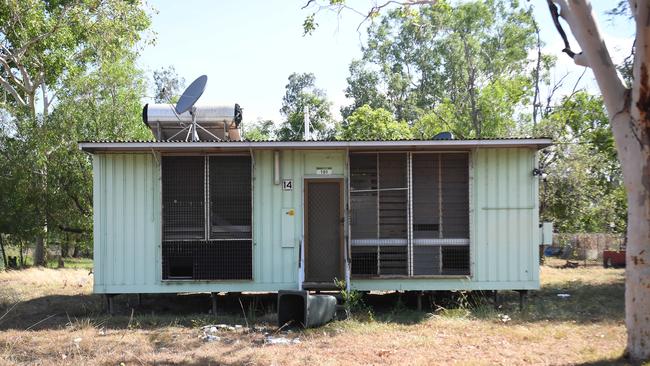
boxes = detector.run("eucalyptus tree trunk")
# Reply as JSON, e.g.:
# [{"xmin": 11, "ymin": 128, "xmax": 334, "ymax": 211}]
[
  {"xmin": 547, "ymin": 0, "xmax": 650, "ymax": 360},
  {"xmin": 34, "ymin": 236, "xmax": 46, "ymax": 266}
]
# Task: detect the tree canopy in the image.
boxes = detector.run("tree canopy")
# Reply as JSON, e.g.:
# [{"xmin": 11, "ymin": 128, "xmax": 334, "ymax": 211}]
[
  {"xmin": 338, "ymin": 104, "xmax": 412, "ymax": 140},
  {"xmin": 342, "ymin": 0, "xmax": 537, "ymax": 138},
  {"xmin": 538, "ymin": 92, "xmax": 626, "ymax": 233},
  {"xmin": 0, "ymin": 0, "xmax": 153, "ymax": 261},
  {"xmin": 277, "ymin": 72, "xmax": 334, "ymax": 141}
]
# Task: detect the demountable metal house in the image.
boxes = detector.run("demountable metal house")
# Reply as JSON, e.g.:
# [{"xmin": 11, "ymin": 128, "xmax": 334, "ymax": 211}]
[{"xmin": 79, "ymin": 137, "xmax": 552, "ymax": 295}]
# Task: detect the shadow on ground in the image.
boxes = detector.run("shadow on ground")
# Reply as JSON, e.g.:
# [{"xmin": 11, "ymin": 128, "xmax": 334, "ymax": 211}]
[
  {"xmin": 572, "ymin": 356, "xmax": 638, "ymax": 366},
  {"xmin": 0, "ymin": 271, "xmax": 624, "ymax": 332}
]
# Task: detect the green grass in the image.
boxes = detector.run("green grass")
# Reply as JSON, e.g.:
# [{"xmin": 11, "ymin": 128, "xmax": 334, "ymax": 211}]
[{"xmin": 2, "ymin": 247, "xmax": 93, "ymax": 270}]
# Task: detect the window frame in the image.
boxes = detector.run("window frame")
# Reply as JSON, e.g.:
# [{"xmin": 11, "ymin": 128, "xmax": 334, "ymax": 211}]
[
  {"xmin": 348, "ymin": 151, "xmax": 471, "ymax": 279},
  {"xmin": 160, "ymin": 153, "xmax": 254, "ymax": 281}
]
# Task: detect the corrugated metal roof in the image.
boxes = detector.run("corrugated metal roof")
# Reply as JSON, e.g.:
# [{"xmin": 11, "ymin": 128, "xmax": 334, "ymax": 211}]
[
  {"xmin": 79, "ymin": 138, "xmax": 553, "ymax": 153},
  {"xmin": 79, "ymin": 137, "xmax": 551, "ymax": 143}
]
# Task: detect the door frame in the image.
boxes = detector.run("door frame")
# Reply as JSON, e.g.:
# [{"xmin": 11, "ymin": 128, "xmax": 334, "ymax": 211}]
[{"xmin": 303, "ymin": 178, "xmax": 345, "ymax": 283}]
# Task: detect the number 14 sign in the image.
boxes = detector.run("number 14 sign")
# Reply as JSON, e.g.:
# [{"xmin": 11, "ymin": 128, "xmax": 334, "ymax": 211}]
[{"xmin": 282, "ymin": 179, "xmax": 293, "ymax": 191}]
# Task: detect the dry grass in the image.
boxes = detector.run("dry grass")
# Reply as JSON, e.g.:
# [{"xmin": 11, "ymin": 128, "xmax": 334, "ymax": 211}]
[{"xmin": 0, "ymin": 261, "xmax": 633, "ymax": 366}]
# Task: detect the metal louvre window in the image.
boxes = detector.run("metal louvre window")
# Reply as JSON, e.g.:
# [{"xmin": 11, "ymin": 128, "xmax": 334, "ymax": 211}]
[
  {"xmin": 161, "ymin": 155, "xmax": 252, "ymax": 280},
  {"xmin": 350, "ymin": 152, "xmax": 470, "ymax": 277},
  {"xmin": 412, "ymin": 153, "xmax": 469, "ymax": 276},
  {"xmin": 350, "ymin": 153, "xmax": 408, "ymax": 276}
]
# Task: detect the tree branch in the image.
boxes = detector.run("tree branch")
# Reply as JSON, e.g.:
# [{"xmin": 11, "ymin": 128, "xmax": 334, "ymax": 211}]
[
  {"xmin": 532, "ymin": 16, "xmax": 542, "ymax": 126},
  {"xmin": 0, "ymin": 56, "xmax": 27, "ymax": 92},
  {"xmin": 548, "ymin": 0, "xmax": 627, "ymax": 119},
  {"xmin": 14, "ymin": 3, "xmax": 72, "ymax": 59},
  {"xmin": 303, "ymin": 0, "xmax": 436, "ymax": 33},
  {"xmin": 629, "ymin": 0, "xmax": 650, "ymax": 148},
  {"xmin": 547, "ymin": 0, "xmax": 581, "ymax": 60},
  {"xmin": 301, "ymin": 0, "xmax": 316, "ymax": 10},
  {"xmin": 0, "ymin": 74, "xmax": 26, "ymax": 106},
  {"xmin": 0, "ymin": 45, "xmax": 34, "ymax": 93}
]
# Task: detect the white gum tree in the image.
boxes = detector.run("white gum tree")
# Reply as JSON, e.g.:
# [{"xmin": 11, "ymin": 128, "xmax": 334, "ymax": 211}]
[{"xmin": 545, "ymin": 0, "xmax": 649, "ymax": 360}]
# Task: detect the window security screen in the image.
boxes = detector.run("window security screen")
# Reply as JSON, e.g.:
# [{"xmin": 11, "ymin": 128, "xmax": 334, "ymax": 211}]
[
  {"xmin": 350, "ymin": 153, "xmax": 408, "ymax": 276},
  {"xmin": 162, "ymin": 156, "xmax": 204, "ymax": 240},
  {"xmin": 210, "ymin": 156, "xmax": 252, "ymax": 239},
  {"xmin": 161, "ymin": 155, "xmax": 252, "ymax": 280},
  {"xmin": 350, "ymin": 152, "xmax": 470, "ymax": 277}
]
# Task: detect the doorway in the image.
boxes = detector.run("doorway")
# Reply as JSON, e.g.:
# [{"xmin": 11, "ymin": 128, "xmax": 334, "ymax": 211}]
[{"xmin": 304, "ymin": 179, "xmax": 344, "ymax": 287}]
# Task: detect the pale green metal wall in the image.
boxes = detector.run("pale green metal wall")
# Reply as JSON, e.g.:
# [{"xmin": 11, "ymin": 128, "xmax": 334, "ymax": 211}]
[
  {"xmin": 93, "ymin": 150, "xmax": 346, "ymax": 293},
  {"xmin": 93, "ymin": 154, "xmax": 161, "ymax": 293},
  {"xmin": 92, "ymin": 147, "xmax": 539, "ymax": 294},
  {"xmin": 252, "ymin": 150, "xmax": 346, "ymax": 288}
]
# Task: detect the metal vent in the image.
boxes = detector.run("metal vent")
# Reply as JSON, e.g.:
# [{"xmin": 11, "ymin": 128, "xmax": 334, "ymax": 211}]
[{"xmin": 162, "ymin": 240, "xmax": 252, "ymax": 280}]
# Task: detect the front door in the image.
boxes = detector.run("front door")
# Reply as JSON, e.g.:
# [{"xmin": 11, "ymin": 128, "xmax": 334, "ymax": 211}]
[{"xmin": 304, "ymin": 179, "xmax": 344, "ymax": 285}]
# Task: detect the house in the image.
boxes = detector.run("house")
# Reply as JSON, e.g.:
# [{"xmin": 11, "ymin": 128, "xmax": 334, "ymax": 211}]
[{"xmin": 80, "ymin": 131, "xmax": 552, "ymax": 301}]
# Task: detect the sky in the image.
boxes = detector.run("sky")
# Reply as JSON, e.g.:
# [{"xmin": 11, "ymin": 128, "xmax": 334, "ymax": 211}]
[{"xmin": 137, "ymin": 1, "xmax": 635, "ymax": 125}]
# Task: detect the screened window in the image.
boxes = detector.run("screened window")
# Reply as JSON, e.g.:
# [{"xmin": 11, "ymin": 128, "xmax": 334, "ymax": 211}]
[
  {"xmin": 162, "ymin": 157, "xmax": 205, "ymax": 240},
  {"xmin": 412, "ymin": 153, "xmax": 469, "ymax": 239},
  {"xmin": 350, "ymin": 152, "xmax": 470, "ymax": 277},
  {"xmin": 161, "ymin": 155, "xmax": 252, "ymax": 280},
  {"xmin": 209, "ymin": 156, "xmax": 252, "ymax": 239},
  {"xmin": 350, "ymin": 153, "xmax": 408, "ymax": 276}
]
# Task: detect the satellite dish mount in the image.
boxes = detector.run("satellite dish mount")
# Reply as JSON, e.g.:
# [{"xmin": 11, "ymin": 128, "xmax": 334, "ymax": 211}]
[{"xmin": 167, "ymin": 75, "xmax": 220, "ymax": 142}]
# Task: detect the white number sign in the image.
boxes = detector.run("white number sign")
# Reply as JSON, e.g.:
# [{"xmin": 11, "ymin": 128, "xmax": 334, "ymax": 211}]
[{"xmin": 282, "ymin": 179, "xmax": 293, "ymax": 191}]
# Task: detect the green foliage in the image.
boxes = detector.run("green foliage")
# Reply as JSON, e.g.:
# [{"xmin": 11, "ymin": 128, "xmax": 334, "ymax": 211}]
[
  {"xmin": 537, "ymin": 92, "xmax": 626, "ymax": 233},
  {"xmin": 343, "ymin": 0, "xmax": 537, "ymax": 137},
  {"xmin": 302, "ymin": 13, "xmax": 318, "ymax": 36},
  {"xmin": 334, "ymin": 278, "xmax": 373, "ymax": 321},
  {"xmin": 340, "ymin": 60, "xmax": 391, "ymax": 119},
  {"xmin": 42, "ymin": 56, "xmax": 152, "ymax": 245},
  {"xmin": 0, "ymin": 0, "xmax": 151, "ymax": 117},
  {"xmin": 338, "ymin": 104, "xmax": 412, "ymax": 140},
  {"xmin": 153, "ymin": 66, "xmax": 186, "ymax": 103},
  {"xmin": 277, "ymin": 73, "xmax": 335, "ymax": 141},
  {"xmin": 242, "ymin": 119, "xmax": 276, "ymax": 141},
  {"xmin": 0, "ymin": 0, "xmax": 152, "ymax": 253}
]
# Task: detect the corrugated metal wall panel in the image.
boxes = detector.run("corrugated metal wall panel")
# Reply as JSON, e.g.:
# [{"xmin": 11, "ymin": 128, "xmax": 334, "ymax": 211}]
[
  {"xmin": 92, "ymin": 155, "xmax": 102, "ymax": 288},
  {"xmin": 93, "ymin": 154, "xmax": 161, "ymax": 293},
  {"xmin": 471, "ymin": 148, "xmax": 539, "ymax": 285},
  {"xmin": 92, "ymin": 148, "xmax": 538, "ymax": 293}
]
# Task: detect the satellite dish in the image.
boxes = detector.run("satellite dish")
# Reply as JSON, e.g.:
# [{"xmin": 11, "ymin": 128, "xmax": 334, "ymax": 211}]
[
  {"xmin": 433, "ymin": 131, "xmax": 453, "ymax": 140},
  {"xmin": 175, "ymin": 75, "xmax": 207, "ymax": 115}
]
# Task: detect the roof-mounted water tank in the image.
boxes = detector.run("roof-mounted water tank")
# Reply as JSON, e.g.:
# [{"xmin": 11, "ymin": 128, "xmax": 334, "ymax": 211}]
[{"xmin": 142, "ymin": 103, "xmax": 242, "ymax": 141}]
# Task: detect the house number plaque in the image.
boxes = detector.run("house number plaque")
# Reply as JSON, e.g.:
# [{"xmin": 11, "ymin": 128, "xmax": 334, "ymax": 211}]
[{"xmin": 282, "ymin": 179, "xmax": 293, "ymax": 191}]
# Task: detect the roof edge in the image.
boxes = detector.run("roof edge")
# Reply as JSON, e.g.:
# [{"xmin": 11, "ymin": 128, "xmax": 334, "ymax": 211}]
[{"xmin": 79, "ymin": 138, "xmax": 553, "ymax": 153}]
